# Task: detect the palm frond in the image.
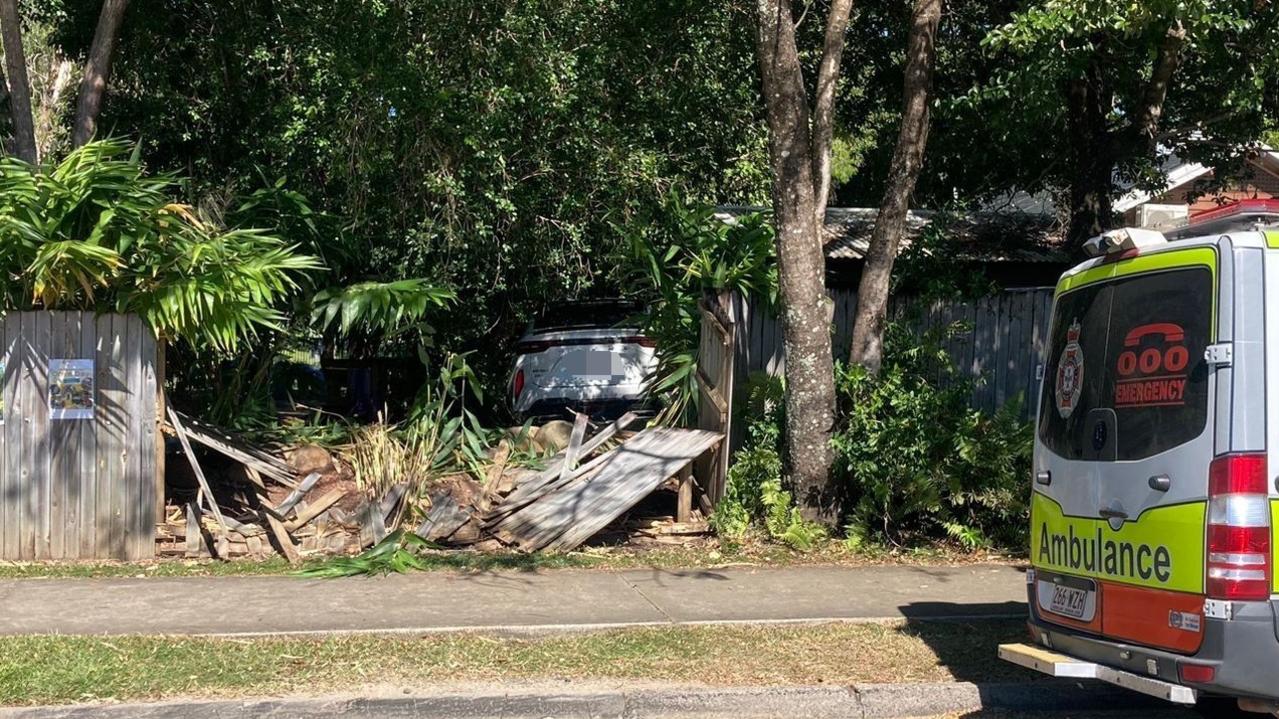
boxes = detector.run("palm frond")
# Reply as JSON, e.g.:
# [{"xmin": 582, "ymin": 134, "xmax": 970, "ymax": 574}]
[
  {"xmin": 313, "ymin": 278, "xmax": 455, "ymax": 335},
  {"xmin": 0, "ymin": 139, "xmax": 324, "ymax": 352},
  {"xmin": 27, "ymin": 240, "xmax": 123, "ymax": 307}
]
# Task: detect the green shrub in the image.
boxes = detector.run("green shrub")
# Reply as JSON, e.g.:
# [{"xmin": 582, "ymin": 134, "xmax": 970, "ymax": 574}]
[
  {"xmin": 831, "ymin": 324, "xmax": 1032, "ymax": 550},
  {"xmin": 711, "ymin": 375, "xmax": 826, "ymax": 550},
  {"xmin": 715, "ymin": 323, "xmax": 1032, "ymax": 553},
  {"xmin": 0, "ymin": 140, "xmax": 322, "ymax": 352}
]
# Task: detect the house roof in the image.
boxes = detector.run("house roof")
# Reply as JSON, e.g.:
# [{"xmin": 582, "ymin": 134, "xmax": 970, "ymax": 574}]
[
  {"xmin": 715, "ymin": 206, "xmax": 1070, "ymax": 264},
  {"xmin": 1114, "ymin": 148, "xmax": 1279, "ymax": 213}
]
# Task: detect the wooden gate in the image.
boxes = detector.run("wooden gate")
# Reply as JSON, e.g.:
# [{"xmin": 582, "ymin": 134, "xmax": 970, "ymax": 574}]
[
  {"xmin": 0, "ymin": 312, "xmax": 158, "ymax": 560},
  {"xmin": 695, "ymin": 293, "xmax": 735, "ymax": 506}
]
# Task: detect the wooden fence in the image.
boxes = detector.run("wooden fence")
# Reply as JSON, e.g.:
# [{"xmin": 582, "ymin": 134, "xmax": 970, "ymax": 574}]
[
  {"xmin": 694, "ymin": 296, "xmax": 735, "ymax": 507},
  {"xmin": 724, "ymin": 287, "xmax": 1055, "ymax": 452},
  {"xmin": 0, "ymin": 312, "xmax": 158, "ymax": 560}
]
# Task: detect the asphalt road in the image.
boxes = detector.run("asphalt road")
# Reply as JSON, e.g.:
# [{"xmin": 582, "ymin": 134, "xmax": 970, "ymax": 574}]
[{"xmin": 0, "ymin": 681, "xmax": 1231, "ymax": 719}]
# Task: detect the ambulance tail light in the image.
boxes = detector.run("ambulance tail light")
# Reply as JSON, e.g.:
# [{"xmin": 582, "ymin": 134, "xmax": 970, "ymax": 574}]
[{"xmin": 1207, "ymin": 453, "xmax": 1271, "ymax": 601}]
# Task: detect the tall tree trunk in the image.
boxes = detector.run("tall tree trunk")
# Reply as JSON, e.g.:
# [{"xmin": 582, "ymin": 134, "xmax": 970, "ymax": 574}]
[
  {"xmin": 848, "ymin": 0, "xmax": 942, "ymax": 372},
  {"xmin": 0, "ymin": 65, "xmax": 9, "ymax": 136},
  {"xmin": 1065, "ymin": 23, "xmax": 1183, "ymax": 245},
  {"xmin": 756, "ymin": 0, "xmax": 837, "ymax": 523},
  {"xmin": 0, "ymin": 0, "xmax": 37, "ymax": 163},
  {"xmin": 1064, "ymin": 61, "xmax": 1116, "ymax": 244},
  {"xmin": 72, "ymin": 0, "xmax": 129, "ymax": 148}
]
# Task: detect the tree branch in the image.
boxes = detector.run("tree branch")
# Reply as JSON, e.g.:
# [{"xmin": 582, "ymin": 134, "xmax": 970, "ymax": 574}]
[
  {"xmin": 848, "ymin": 0, "xmax": 942, "ymax": 371},
  {"xmin": 0, "ymin": 0, "xmax": 38, "ymax": 163},
  {"xmin": 1131, "ymin": 19, "xmax": 1186, "ymax": 150},
  {"xmin": 72, "ymin": 0, "xmax": 130, "ymax": 148},
  {"xmin": 811, "ymin": 0, "xmax": 855, "ymax": 220}
]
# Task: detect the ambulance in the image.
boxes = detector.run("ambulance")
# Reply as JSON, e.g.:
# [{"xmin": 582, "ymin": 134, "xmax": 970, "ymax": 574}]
[{"xmin": 999, "ymin": 200, "xmax": 1279, "ymax": 714}]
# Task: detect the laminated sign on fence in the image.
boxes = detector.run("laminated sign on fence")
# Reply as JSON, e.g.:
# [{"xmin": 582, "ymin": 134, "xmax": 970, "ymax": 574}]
[
  {"xmin": 49, "ymin": 359, "xmax": 96, "ymax": 420},
  {"xmin": 0, "ymin": 312, "xmax": 158, "ymax": 560}
]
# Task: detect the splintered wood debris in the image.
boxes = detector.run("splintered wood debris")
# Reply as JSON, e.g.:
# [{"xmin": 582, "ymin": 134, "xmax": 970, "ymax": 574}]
[
  {"xmin": 164, "ymin": 405, "xmax": 723, "ymax": 561},
  {"xmin": 476, "ymin": 415, "xmax": 722, "ymax": 552},
  {"xmin": 162, "ymin": 406, "xmax": 381, "ymax": 563}
]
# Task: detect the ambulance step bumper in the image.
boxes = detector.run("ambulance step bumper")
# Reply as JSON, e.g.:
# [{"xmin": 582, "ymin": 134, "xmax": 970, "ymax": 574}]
[{"xmin": 998, "ymin": 643, "xmax": 1198, "ymax": 705}]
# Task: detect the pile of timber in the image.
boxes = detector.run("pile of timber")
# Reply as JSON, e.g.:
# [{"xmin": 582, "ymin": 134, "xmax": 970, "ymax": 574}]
[
  {"xmin": 416, "ymin": 411, "xmax": 722, "ymax": 552},
  {"xmin": 167, "ymin": 405, "xmax": 724, "ymax": 560},
  {"xmin": 164, "ymin": 407, "xmax": 392, "ymax": 563}
]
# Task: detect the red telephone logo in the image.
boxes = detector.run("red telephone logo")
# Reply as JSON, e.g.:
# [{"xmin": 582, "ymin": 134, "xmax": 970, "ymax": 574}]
[{"xmin": 1114, "ymin": 323, "xmax": 1190, "ymax": 407}]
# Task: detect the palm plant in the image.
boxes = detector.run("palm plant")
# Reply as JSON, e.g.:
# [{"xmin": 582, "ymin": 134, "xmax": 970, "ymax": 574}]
[
  {"xmin": 622, "ymin": 194, "xmax": 778, "ymax": 426},
  {"xmin": 0, "ymin": 139, "xmax": 322, "ymax": 352}
]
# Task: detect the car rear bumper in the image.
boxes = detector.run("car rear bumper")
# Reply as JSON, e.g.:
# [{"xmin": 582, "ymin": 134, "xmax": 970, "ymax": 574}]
[
  {"xmin": 516, "ymin": 396, "xmax": 654, "ymax": 422},
  {"xmin": 1025, "ymin": 583, "xmax": 1279, "ymax": 701}
]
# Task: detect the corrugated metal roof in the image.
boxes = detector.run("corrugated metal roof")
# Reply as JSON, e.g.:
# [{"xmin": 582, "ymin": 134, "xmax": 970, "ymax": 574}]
[{"xmin": 715, "ymin": 206, "xmax": 1070, "ymax": 264}]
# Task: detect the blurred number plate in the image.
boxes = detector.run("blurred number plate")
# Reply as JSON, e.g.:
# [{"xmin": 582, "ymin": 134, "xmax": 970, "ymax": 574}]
[
  {"xmin": 1037, "ymin": 575, "xmax": 1096, "ymax": 622},
  {"xmin": 582, "ymin": 351, "xmax": 622, "ymax": 377}
]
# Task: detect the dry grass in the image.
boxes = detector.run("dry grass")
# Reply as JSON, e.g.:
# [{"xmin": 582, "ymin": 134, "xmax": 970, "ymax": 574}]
[{"xmin": 0, "ymin": 620, "xmax": 1034, "ymax": 706}]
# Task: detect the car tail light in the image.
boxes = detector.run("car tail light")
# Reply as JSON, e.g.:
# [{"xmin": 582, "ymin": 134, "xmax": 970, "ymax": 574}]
[
  {"xmin": 516, "ymin": 340, "xmax": 554, "ymax": 354},
  {"xmin": 512, "ymin": 369, "xmax": 525, "ymax": 400},
  {"xmin": 1179, "ymin": 662, "xmax": 1216, "ymax": 684},
  {"xmin": 1207, "ymin": 453, "xmax": 1271, "ymax": 600},
  {"xmin": 623, "ymin": 335, "xmax": 657, "ymax": 348}
]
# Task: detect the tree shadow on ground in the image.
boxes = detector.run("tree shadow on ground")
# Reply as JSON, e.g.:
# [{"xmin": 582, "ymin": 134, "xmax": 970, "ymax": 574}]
[{"xmin": 891, "ymin": 609, "xmax": 1206, "ymax": 718}]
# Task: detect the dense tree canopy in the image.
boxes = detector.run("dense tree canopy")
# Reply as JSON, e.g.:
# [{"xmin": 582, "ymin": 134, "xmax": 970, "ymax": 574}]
[
  {"xmin": 77, "ymin": 0, "xmax": 771, "ymax": 379},
  {"xmin": 953, "ymin": 0, "xmax": 1277, "ymax": 237},
  {"xmin": 4, "ymin": 0, "xmax": 1276, "ymax": 399}
]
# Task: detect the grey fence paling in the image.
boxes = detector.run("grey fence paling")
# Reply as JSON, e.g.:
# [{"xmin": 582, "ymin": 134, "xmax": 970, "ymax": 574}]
[
  {"xmin": 725, "ymin": 287, "xmax": 1055, "ymax": 453},
  {"xmin": 0, "ymin": 312, "xmax": 158, "ymax": 560}
]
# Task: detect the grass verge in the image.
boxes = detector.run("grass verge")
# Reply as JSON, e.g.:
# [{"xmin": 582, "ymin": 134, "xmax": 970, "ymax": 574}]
[
  {"xmin": 0, "ymin": 541, "xmax": 1019, "ymax": 579},
  {"xmin": 0, "ymin": 620, "xmax": 1034, "ymax": 706}
]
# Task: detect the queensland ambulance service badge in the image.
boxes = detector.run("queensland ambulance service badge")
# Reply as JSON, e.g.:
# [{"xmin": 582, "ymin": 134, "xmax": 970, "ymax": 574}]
[{"xmin": 1055, "ymin": 320, "xmax": 1084, "ymax": 419}]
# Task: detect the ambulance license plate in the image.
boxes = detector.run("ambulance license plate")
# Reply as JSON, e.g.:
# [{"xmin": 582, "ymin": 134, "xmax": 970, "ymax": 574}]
[{"xmin": 1037, "ymin": 575, "xmax": 1096, "ymax": 622}]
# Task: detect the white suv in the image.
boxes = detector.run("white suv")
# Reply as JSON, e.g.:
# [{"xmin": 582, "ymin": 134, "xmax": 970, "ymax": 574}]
[{"xmin": 510, "ymin": 300, "xmax": 657, "ymax": 421}]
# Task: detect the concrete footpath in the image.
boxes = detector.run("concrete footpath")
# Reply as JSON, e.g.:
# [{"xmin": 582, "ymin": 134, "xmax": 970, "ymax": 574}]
[{"xmin": 0, "ymin": 563, "xmax": 1026, "ymax": 636}]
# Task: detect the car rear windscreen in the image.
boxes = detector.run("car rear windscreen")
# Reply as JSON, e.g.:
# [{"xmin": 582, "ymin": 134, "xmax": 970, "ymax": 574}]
[
  {"xmin": 1038, "ymin": 267, "xmax": 1213, "ymax": 461},
  {"xmin": 532, "ymin": 301, "xmax": 642, "ymax": 332}
]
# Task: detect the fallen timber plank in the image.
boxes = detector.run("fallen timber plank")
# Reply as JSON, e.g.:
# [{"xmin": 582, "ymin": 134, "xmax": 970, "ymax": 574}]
[
  {"xmin": 184, "ymin": 501, "xmax": 205, "ymax": 557},
  {"xmin": 493, "ymin": 411, "xmax": 639, "ymax": 511},
  {"xmin": 486, "ymin": 450, "xmax": 616, "ymax": 531},
  {"xmin": 170, "ymin": 411, "xmax": 299, "ymax": 488},
  {"xmin": 381, "ymin": 482, "xmax": 411, "ymax": 532},
  {"xmin": 416, "ymin": 494, "xmax": 470, "ymax": 542},
  {"xmin": 265, "ymin": 512, "xmax": 301, "ymax": 565},
  {"xmin": 558, "ymin": 413, "xmax": 589, "ymax": 483},
  {"xmin": 175, "ymin": 412, "xmax": 295, "ymax": 469},
  {"xmin": 275, "ymin": 473, "xmax": 322, "ymax": 516},
  {"xmin": 359, "ymin": 501, "xmax": 389, "ymax": 548},
  {"xmin": 168, "ymin": 407, "xmax": 229, "ymax": 534},
  {"xmin": 284, "ymin": 489, "xmax": 346, "ymax": 532},
  {"xmin": 500, "ymin": 428, "xmax": 722, "ymax": 552},
  {"xmin": 487, "ymin": 461, "xmax": 610, "ymax": 536}
]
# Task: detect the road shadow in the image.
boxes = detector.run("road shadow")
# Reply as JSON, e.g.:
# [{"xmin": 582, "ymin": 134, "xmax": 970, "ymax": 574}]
[{"xmin": 892, "ymin": 606, "xmax": 1198, "ymax": 717}]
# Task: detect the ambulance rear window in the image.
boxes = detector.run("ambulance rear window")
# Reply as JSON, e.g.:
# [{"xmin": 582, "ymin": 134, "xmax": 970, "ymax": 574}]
[
  {"xmin": 1038, "ymin": 268, "xmax": 1212, "ymax": 461},
  {"xmin": 1106, "ymin": 269, "xmax": 1212, "ymax": 459}
]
